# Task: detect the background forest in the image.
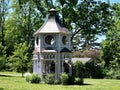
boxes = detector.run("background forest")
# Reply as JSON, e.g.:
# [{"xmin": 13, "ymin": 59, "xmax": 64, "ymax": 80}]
[{"xmin": 0, "ymin": 0, "xmax": 120, "ymax": 79}]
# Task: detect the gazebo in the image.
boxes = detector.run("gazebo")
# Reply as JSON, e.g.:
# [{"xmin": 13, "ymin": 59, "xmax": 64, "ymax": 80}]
[{"xmin": 33, "ymin": 9, "xmax": 72, "ymax": 79}]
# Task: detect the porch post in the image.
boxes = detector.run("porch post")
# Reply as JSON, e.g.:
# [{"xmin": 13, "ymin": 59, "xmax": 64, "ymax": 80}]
[
  {"xmin": 54, "ymin": 52, "xmax": 57, "ymax": 80},
  {"xmin": 62, "ymin": 60, "xmax": 64, "ymax": 73},
  {"xmin": 68, "ymin": 61, "xmax": 72, "ymax": 75}
]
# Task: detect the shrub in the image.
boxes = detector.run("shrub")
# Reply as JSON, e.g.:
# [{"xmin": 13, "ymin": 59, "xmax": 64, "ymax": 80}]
[
  {"xmin": 73, "ymin": 61, "xmax": 85, "ymax": 78},
  {"xmin": 74, "ymin": 77, "xmax": 84, "ymax": 85},
  {"xmin": 67, "ymin": 75, "xmax": 75, "ymax": 85},
  {"xmin": 54, "ymin": 79, "xmax": 60, "ymax": 84},
  {"xmin": 24, "ymin": 72, "xmax": 31, "ymax": 77},
  {"xmin": 106, "ymin": 68, "xmax": 120, "ymax": 79},
  {"xmin": 31, "ymin": 74, "xmax": 41, "ymax": 83},
  {"xmin": 24, "ymin": 72, "xmax": 32, "ymax": 83},
  {"xmin": 85, "ymin": 60, "xmax": 104, "ymax": 78},
  {"xmin": 60, "ymin": 73, "xmax": 68, "ymax": 85},
  {"xmin": 45, "ymin": 73, "xmax": 55, "ymax": 84},
  {"xmin": 25, "ymin": 74, "xmax": 41, "ymax": 84},
  {"xmin": 26, "ymin": 75, "xmax": 31, "ymax": 83}
]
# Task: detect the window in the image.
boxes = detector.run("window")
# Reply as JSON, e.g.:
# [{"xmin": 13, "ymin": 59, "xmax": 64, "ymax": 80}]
[
  {"xmin": 62, "ymin": 36, "xmax": 67, "ymax": 45},
  {"xmin": 36, "ymin": 36, "xmax": 39, "ymax": 45},
  {"xmin": 45, "ymin": 35, "xmax": 54, "ymax": 45}
]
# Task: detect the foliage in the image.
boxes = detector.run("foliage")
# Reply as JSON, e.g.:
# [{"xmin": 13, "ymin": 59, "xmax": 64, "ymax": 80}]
[
  {"xmin": 60, "ymin": 73, "xmax": 68, "ymax": 85},
  {"xmin": 56, "ymin": 0, "xmax": 113, "ymax": 49},
  {"xmin": 3, "ymin": 0, "xmax": 42, "ymax": 72},
  {"xmin": 28, "ymin": 0, "xmax": 113, "ymax": 49},
  {"xmin": 101, "ymin": 3, "xmax": 120, "ymax": 79},
  {"xmin": 74, "ymin": 77, "xmax": 84, "ymax": 85},
  {"xmin": 67, "ymin": 75, "xmax": 75, "ymax": 85},
  {"xmin": 30, "ymin": 74, "xmax": 41, "ymax": 83},
  {"xmin": 0, "ymin": 0, "xmax": 119, "ymax": 80},
  {"xmin": 8, "ymin": 42, "xmax": 29, "ymax": 76},
  {"xmin": 0, "ymin": 43, "xmax": 6, "ymax": 71},
  {"xmin": 25, "ymin": 73, "xmax": 41, "ymax": 84},
  {"xmin": 72, "ymin": 51, "xmax": 83, "ymax": 58},
  {"xmin": 72, "ymin": 49, "xmax": 101, "ymax": 78},
  {"xmin": 54, "ymin": 79, "xmax": 60, "ymax": 84},
  {"xmin": 24, "ymin": 72, "xmax": 31, "ymax": 77},
  {"xmin": 72, "ymin": 51, "xmax": 103, "ymax": 79},
  {"xmin": 73, "ymin": 61, "xmax": 85, "ymax": 78},
  {"xmin": 0, "ymin": 0, "xmax": 9, "ymax": 46},
  {"xmin": 85, "ymin": 60, "xmax": 104, "ymax": 78},
  {"xmin": 105, "ymin": 68, "xmax": 120, "ymax": 79},
  {"xmin": 73, "ymin": 49, "xmax": 100, "ymax": 59},
  {"xmin": 25, "ymin": 75, "xmax": 31, "ymax": 83},
  {"xmin": 45, "ymin": 73, "xmax": 55, "ymax": 84}
]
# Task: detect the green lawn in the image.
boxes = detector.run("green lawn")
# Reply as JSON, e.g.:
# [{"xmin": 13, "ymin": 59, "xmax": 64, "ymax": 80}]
[
  {"xmin": 0, "ymin": 71, "xmax": 21, "ymax": 77},
  {"xmin": 0, "ymin": 72, "xmax": 120, "ymax": 90}
]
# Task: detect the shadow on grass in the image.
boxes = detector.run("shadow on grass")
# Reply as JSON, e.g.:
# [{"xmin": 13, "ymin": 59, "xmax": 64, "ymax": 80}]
[
  {"xmin": 0, "ymin": 74, "xmax": 12, "ymax": 77},
  {"xmin": 82, "ymin": 83, "xmax": 92, "ymax": 86},
  {"xmin": 55, "ymin": 83, "xmax": 92, "ymax": 86},
  {"xmin": 0, "ymin": 88, "xmax": 4, "ymax": 90}
]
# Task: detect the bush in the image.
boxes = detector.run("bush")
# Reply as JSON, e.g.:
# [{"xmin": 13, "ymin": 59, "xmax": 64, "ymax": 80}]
[
  {"xmin": 26, "ymin": 75, "xmax": 31, "ymax": 83},
  {"xmin": 74, "ymin": 77, "xmax": 84, "ymax": 85},
  {"xmin": 24, "ymin": 72, "xmax": 32, "ymax": 83},
  {"xmin": 24, "ymin": 72, "xmax": 31, "ymax": 77},
  {"xmin": 25, "ymin": 74, "xmax": 41, "ymax": 84},
  {"xmin": 106, "ymin": 68, "xmax": 120, "ymax": 79},
  {"xmin": 31, "ymin": 74, "xmax": 41, "ymax": 83},
  {"xmin": 73, "ymin": 61, "xmax": 85, "ymax": 78},
  {"xmin": 45, "ymin": 73, "xmax": 55, "ymax": 84},
  {"xmin": 67, "ymin": 75, "xmax": 75, "ymax": 85},
  {"xmin": 60, "ymin": 73, "xmax": 68, "ymax": 85},
  {"xmin": 54, "ymin": 79, "xmax": 60, "ymax": 84},
  {"xmin": 85, "ymin": 60, "xmax": 104, "ymax": 78}
]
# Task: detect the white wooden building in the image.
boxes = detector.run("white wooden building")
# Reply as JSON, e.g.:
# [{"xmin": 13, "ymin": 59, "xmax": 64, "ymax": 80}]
[{"xmin": 33, "ymin": 9, "xmax": 72, "ymax": 79}]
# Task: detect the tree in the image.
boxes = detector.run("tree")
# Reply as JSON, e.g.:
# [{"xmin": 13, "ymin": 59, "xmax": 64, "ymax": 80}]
[
  {"xmin": 85, "ymin": 59, "xmax": 104, "ymax": 78},
  {"xmin": 9, "ymin": 42, "xmax": 29, "ymax": 77},
  {"xmin": 101, "ymin": 21, "xmax": 120, "ymax": 79},
  {"xmin": 1, "ymin": 0, "xmax": 115, "ymax": 73},
  {"xmin": 73, "ymin": 49, "xmax": 100, "ymax": 60},
  {"xmin": 55, "ymin": 0, "xmax": 113, "ymax": 50},
  {"xmin": 101, "ymin": 4, "xmax": 120, "ymax": 79},
  {"xmin": 4, "ymin": 0, "xmax": 45, "ymax": 72},
  {"xmin": 29, "ymin": 0, "xmax": 113, "ymax": 49},
  {"xmin": 0, "ymin": 0, "xmax": 9, "ymax": 46},
  {"xmin": 5, "ymin": 0, "xmax": 43, "ymax": 57},
  {"xmin": 73, "ymin": 49, "xmax": 103, "ymax": 78},
  {"xmin": 0, "ymin": 43, "xmax": 6, "ymax": 70}
]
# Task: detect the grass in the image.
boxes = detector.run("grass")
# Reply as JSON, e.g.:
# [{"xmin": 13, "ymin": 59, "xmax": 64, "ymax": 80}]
[
  {"xmin": 0, "ymin": 71, "xmax": 21, "ymax": 77},
  {"xmin": 0, "ymin": 72, "xmax": 120, "ymax": 90}
]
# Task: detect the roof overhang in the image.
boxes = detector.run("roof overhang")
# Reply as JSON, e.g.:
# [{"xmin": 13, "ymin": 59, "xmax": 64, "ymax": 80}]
[{"xmin": 42, "ymin": 50, "xmax": 57, "ymax": 53}]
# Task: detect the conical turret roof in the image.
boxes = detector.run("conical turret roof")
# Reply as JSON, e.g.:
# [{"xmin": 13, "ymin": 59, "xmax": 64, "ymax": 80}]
[{"xmin": 34, "ymin": 9, "xmax": 71, "ymax": 36}]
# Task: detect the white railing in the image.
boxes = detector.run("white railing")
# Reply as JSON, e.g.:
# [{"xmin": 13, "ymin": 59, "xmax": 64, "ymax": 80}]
[{"xmin": 43, "ymin": 53, "xmax": 56, "ymax": 60}]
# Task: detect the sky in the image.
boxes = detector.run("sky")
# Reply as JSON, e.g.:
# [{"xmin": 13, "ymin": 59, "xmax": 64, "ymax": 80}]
[{"xmin": 101, "ymin": 0, "xmax": 120, "ymax": 4}]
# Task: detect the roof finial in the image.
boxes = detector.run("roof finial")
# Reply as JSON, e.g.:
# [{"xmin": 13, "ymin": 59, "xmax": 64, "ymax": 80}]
[{"xmin": 48, "ymin": 8, "xmax": 57, "ymax": 13}]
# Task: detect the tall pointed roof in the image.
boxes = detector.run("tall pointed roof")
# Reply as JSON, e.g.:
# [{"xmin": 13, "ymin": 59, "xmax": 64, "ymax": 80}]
[{"xmin": 33, "ymin": 9, "xmax": 71, "ymax": 36}]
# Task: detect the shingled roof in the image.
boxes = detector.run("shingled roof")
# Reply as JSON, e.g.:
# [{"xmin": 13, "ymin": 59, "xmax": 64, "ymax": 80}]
[
  {"xmin": 72, "ymin": 58, "xmax": 92, "ymax": 64},
  {"xmin": 34, "ymin": 9, "xmax": 71, "ymax": 36}
]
